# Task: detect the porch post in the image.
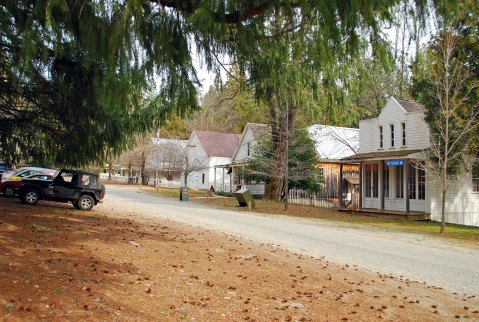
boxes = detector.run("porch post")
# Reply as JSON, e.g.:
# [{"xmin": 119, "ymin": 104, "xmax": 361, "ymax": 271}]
[
  {"xmin": 214, "ymin": 166, "xmax": 217, "ymax": 190},
  {"xmin": 241, "ymin": 165, "xmax": 245, "ymax": 186},
  {"xmin": 405, "ymin": 160, "xmax": 410, "ymax": 214},
  {"xmin": 338, "ymin": 163, "xmax": 344, "ymax": 210},
  {"xmin": 380, "ymin": 160, "xmax": 385, "ymax": 211},
  {"xmin": 359, "ymin": 161, "xmax": 363, "ymax": 211},
  {"xmin": 222, "ymin": 167, "xmax": 225, "ymax": 192}
]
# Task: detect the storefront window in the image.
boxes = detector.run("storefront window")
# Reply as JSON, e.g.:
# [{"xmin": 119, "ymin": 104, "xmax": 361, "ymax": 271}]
[
  {"xmin": 396, "ymin": 166, "xmax": 404, "ymax": 198},
  {"xmin": 418, "ymin": 162, "xmax": 426, "ymax": 199},
  {"xmin": 372, "ymin": 164, "xmax": 379, "ymax": 198},
  {"xmin": 408, "ymin": 163, "xmax": 416, "ymax": 199},
  {"xmin": 365, "ymin": 164, "xmax": 371, "ymax": 198},
  {"xmin": 383, "ymin": 165, "xmax": 389, "ymax": 198}
]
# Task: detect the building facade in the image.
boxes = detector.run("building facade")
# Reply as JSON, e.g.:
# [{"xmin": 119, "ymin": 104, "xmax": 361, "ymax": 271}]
[{"xmin": 342, "ymin": 97, "xmax": 479, "ymax": 226}]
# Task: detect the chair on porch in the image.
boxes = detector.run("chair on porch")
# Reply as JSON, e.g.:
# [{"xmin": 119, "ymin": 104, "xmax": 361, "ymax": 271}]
[{"xmin": 343, "ymin": 192, "xmax": 352, "ymax": 207}]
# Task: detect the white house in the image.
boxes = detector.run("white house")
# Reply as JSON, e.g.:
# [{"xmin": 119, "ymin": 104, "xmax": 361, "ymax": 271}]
[
  {"xmin": 145, "ymin": 138, "xmax": 187, "ymax": 186},
  {"xmin": 342, "ymin": 96, "xmax": 479, "ymax": 226},
  {"xmin": 182, "ymin": 130, "xmax": 241, "ymax": 190},
  {"xmin": 224, "ymin": 123, "xmax": 270, "ymax": 195}
]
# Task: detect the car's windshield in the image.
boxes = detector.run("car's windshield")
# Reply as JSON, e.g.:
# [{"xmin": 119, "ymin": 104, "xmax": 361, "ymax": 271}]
[{"xmin": 10, "ymin": 168, "xmax": 26, "ymax": 176}]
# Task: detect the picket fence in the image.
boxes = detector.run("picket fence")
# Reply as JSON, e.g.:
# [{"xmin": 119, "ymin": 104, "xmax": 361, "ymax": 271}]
[{"xmin": 288, "ymin": 188, "xmax": 338, "ymax": 208}]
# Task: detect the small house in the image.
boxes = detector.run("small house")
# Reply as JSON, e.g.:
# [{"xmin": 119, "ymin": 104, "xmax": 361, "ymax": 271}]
[{"xmin": 182, "ymin": 130, "xmax": 241, "ymax": 190}]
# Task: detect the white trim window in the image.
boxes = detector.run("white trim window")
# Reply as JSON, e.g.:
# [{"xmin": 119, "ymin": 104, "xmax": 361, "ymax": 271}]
[
  {"xmin": 390, "ymin": 124, "xmax": 395, "ymax": 147},
  {"xmin": 379, "ymin": 126, "xmax": 383, "ymax": 149},
  {"xmin": 401, "ymin": 122, "xmax": 406, "ymax": 146},
  {"xmin": 473, "ymin": 162, "xmax": 479, "ymax": 193}
]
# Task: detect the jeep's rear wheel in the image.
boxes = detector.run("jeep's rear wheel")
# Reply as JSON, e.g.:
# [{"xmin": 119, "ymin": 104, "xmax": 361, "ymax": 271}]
[
  {"xmin": 77, "ymin": 195, "xmax": 94, "ymax": 211},
  {"xmin": 20, "ymin": 188, "xmax": 40, "ymax": 205},
  {"xmin": 3, "ymin": 185, "xmax": 16, "ymax": 197}
]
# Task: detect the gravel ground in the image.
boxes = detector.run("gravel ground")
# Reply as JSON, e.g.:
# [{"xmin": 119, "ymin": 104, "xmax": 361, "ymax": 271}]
[
  {"xmin": 1, "ymin": 185, "xmax": 479, "ymax": 321},
  {"xmin": 106, "ymin": 185, "xmax": 479, "ymax": 296}
]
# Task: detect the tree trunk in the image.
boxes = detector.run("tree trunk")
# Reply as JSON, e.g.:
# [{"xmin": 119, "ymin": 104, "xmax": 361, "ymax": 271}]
[
  {"xmin": 108, "ymin": 162, "xmax": 112, "ymax": 181},
  {"xmin": 440, "ymin": 189, "xmax": 446, "ymax": 234},
  {"xmin": 265, "ymin": 98, "xmax": 296, "ymax": 200}
]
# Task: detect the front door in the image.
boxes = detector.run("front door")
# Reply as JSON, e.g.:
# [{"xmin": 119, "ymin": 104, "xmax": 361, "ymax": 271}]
[{"xmin": 363, "ymin": 162, "xmax": 380, "ymax": 209}]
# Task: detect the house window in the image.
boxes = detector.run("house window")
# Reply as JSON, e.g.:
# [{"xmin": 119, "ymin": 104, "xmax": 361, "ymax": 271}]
[
  {"xmin": 365, "ymin": 164, "xmax": 372, "ymax": 198},
  {"xmin": 372, "ymin": 164, "xmax": 379, "ymax": 198},
  {"xmin": 390, "ymin": 124, "xmax": 395, "ymax": 147},
  {"xmin": 396, "ymin": 166, "xmax": 404, "ymax": 198},
  {"xmin": 202, "ymin": 173, "xmax": 205, "ymax": 184},
  {"xmin": 383, "ymin": 165, "xmax": 390, "ymax": 198},
  {"xmin": 472, "ymin": 162, "xmax": 479, "ymax": 192},
  {"xmin": 408, "ymin": 163, "xmax": 416, "ymax": 199},
  {"xmin": 379, "ymin": 126, "xmax": 383, "ymax": 149},
  {"xmin": 318, "ymin": 167, "xmax": 325, "ymax": 183},
  {"xmin": 418, "ymin": 162, "xmax": 426, "ymax": 200},
  {"xmin": 247, "ymin": 142, "xmax": 251, "ymax": 156},
  {"xmin": 402, "ymin": 123, "xmax": 406, "ymax": 146}
]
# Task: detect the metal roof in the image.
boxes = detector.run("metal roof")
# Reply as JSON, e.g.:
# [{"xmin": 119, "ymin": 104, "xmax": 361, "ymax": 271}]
[
  {"xmin": 395, "ymin": 98, "xmax": 424, "ymax": 112},
  {"xmin": 341, "ymin": 149, "xmax": 423, "ymax": 162},
  {"xmin": 308, "ymin": 124, "xmax": 359, "ymax": 161}
]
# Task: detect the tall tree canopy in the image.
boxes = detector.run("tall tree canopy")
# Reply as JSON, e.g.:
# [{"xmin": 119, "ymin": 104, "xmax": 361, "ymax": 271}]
[{"xmin": 1, "ymin": 0, "xmax": 431, "ymax": 166}]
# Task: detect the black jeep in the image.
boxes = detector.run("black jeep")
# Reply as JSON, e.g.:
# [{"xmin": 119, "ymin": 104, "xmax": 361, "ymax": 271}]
[{"xmin": 18, "ymin": 169, "xmax": 105, "ymax": 211}]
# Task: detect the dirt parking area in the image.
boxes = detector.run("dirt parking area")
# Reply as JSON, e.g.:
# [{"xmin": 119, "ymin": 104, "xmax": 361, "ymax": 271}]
[{"xmin": 0, "ymin": 192, "xmax": 478, "ymax": 321}]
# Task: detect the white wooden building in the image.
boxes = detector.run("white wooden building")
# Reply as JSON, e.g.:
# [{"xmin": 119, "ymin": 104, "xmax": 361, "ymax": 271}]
[
  {"xmin": 342, "ymin": 97, "xmax": 479, "ymax": 226},
  {"xmin": 145, "ymin": 138, "xmax": 187, "ymax": 186},
  {"xmin": 227, "ymin": 123, "xmax": 270, "ymax": 195},
  {"xmin": 181, "ymin": 131, "xmax": 241, "ymax": 190}
]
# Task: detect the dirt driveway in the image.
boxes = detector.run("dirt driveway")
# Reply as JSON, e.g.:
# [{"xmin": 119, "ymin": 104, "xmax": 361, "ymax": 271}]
[{"xmin": 0, "ymin": 192, "xmax": 478, "ymax": 321}]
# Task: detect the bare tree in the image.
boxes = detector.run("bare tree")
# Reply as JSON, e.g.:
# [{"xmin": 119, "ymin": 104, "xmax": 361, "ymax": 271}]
[
  {"xmin": 422, "ymin": 29, "xmax": 479, "ymax": 234},
  {"xmin": 118, "ymin": 134, "xmax": 154, "ymax": 183},
  {"xmin": 182, "ymin": 145, "xmax": 210, "ymax": 187}
]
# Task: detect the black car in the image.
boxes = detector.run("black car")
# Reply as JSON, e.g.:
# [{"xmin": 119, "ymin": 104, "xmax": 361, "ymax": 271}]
[{"xmin": 18, "ymin": 169, "xmax": 105, "ymax": 211}]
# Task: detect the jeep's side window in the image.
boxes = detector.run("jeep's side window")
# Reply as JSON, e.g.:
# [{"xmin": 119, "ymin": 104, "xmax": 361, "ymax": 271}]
[
  {"xmin": 82, "ymin": 175, "xmax": 91, "ymax": 186},
  {"xmin": 81, "ymin": 174, "xmax": 97, "ymax": 187},
  {"xmin": 62, "ymin": 173, "xmax": 73, "ymax": 182},
  {"xmin": 56, "ymin": 171, "xmax": 75, "ymax": 185}
]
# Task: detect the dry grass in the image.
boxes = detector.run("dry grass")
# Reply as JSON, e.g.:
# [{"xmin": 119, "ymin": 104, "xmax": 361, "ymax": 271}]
[{"xmin": 140, "ymin": 186, "xmax": 479, "ymax": 246}]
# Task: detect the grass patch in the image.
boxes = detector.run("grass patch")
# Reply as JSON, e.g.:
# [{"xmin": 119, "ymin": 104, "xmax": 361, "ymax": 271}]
[
  {"xmin": 195, "ymin": 197, "xmax": 479, "ymax": 246},
  {"xmin": 142, "ymin": 186, "xmax": 208, "ymax": 199},
  {"xmin": 138, "ymin": 185, "xmax": 479, "ymax": 246}
]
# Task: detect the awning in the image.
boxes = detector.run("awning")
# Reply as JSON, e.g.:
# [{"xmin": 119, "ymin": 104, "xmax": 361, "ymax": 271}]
[
  {"xmin": 341, "ymin": 149, "xmax": 425, "ymax": 162},
  {"xmin": 345, "ymin": 177, "xmax": 359, "ymax": 185}
]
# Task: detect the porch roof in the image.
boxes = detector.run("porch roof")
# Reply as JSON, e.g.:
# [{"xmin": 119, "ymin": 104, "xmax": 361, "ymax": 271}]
[
  {"xmin": 345, "ymin": 177, "xmax": 359, "ymax": 185},
  {"xmin": 341, "ymin": 148, "xmax": 424, "ymax": 162}
]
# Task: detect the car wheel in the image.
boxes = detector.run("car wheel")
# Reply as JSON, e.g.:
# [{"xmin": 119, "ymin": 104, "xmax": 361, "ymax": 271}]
[
  {"xmin": 3, "ymin": 185, "xmax": 16, "ymax": 197},
  {"xmin": 77, "ymin": 195, "xmax": 94, "ymax": 211},
  {"xmin": 21, "ymin": 188, "xmax": 40, "ymax": 205}
]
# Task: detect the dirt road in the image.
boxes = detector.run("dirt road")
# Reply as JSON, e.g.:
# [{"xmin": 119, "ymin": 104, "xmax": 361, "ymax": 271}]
[
  {"xmin": 107, "ymin": 185, "xmax": 479, "ymax": 296},
  {"xmin": 0, "ymin": 186, "xmax": 478, "ymax": 321}
]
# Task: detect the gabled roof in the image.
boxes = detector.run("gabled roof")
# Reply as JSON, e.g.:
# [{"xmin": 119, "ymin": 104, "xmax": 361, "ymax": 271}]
[
  {"xmin": 247, "ymin": 123, "xmax": 270, "ymax": 141},
  {"xmin": 394, "ymin": 97, "xmax": 424, "ymax": 113},
  {"xmin": 150, "ymin": 138, "xmax": 188, "ymax": 148},
  {"xmin": 232, "ymin": 123, "xmax": 270, "ymax": 161},
  {"xmin": 307, "ymin": 124, "xmax": 359, "ymax": 161},
  {"xmin": 194, "ymin": 131, "xmax": 241, "ymax": 158}
]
